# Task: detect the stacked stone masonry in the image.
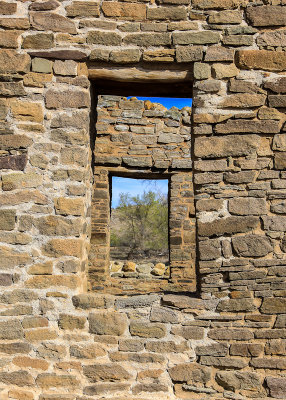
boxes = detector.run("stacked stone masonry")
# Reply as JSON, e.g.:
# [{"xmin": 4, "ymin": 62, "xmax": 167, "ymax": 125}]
[{"xmin": 0, "ymin": 0, "xmax": 286, "ymax": 399}]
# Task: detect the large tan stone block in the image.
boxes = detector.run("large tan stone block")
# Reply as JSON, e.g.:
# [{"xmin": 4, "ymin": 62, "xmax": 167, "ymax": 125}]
[
  {"xmin": 102, "ymin": 2, "xmax": 146, "ymax": 20},
  {"xmin": 236, "ymin": 50, "xmax": 286, "ymax": 72},
  {"xmin": 0, "ymin": 49, "xmax": 30, "ymax": 73},
  {"xmin": 89, "ymin": 312, "xmax": 128, "ymax": 335},
  {"xmin": 30, "ymin": 12, "xmax": 76, "ymax": 33}
]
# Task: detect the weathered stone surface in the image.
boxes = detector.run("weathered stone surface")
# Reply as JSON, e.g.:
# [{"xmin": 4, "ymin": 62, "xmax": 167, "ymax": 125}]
[
  {"xmin": 173, "ymin": 31, "xmax": 220, "ymax": 45},
  {"xmin": 0, "ymin": 50, "xmax": 30, "ymax": 74},
  {"xmin": 30, "ymin": 12, "xmax": 76, "ymax": 33},
  {"xmin": 130, "ymin": 321, "xmax": 166, "ymax": 338},
  {"xmin": 195, "ymin": 343, "xmax": 228, "ymax": 356},
  {"xmin": 22, "ymin": 33, "xmax": 54, "ymax": 49},
  {"xmin": 250, "ymin": 358, "xmax": 286, "ymax": 369},
  {"xmin": 232, "ymin": 235, "xmax": 273, "ymax": 257},
  {"xmin": 58, "ymin": 314, "xmax": 86, "ymax": 330},
  {"xmin": 261, "ymin": 298, "xmax": 286, "ymax": 314},
  {"xmin": 29, "ymin": 0, "xmax": 60, "ymax": 11},
  {"xmin": 266, "ymin": 376, "xmax": 286, "ymax": 399},
  {"xmin": 198, "ymin": 216, "xmax": 259, "ymax": 237},
  {"xmin": 246, "ymin": 6, "xmax": 286, "ymax": 27},
  {"xmin": 0, "ymin": 209, "xmax": 16, "ymax": 231},
  {"xmin": 209, "ymin": 10, "xmax": 242, "ymax": 24},
  {"xmin": 147, "ymin": 6, "xmax": 187, "ymax": 21},
  {"xmin": 217, "ymin": 298, "xmax": 256, "ymax": 312},
  {"xmin": 229, "ymin": 198, "xmax": 267, "ymax": 215},
  {"xmin": 115, "ymin": 294, "xmax": 159, "ymax": 309},
  {"xmin": 257, "ymin": 30, "xmax": 286, "ymax": 48},
  {"xmin": 236, "ymin": 50, "xmax": 286, "ymax": 72},
  {"xmin": 110, "ymin": 49, "xmax": 141, "ymax": 64},
  {"xmin": 70, "ymin": 344, "xmax": 106, "ymax": 359},
  {"xmin": 205, "ymin": 46, "xmax": 234, "ymax": 62},
  {"xmin": 171, "ymin": 326, "xmax": 204, "ymax": 340},
  {"xmin": 87, "ymin": 31, "xmax": 122, "ymax": 46},
  {"xmin": 263, "ymin": 216, "xmax": 286, "ymax": 232},
  {"xmin": 208, "ymin": 328, "xmax": 254, "ymax": 340},
  {"xmin": 216, "ymin": 371, "xmax": 260, "ymax": 391},
  {"xmin": 0, "ymin": 319, "xmax": 23, "ymax": 340},
  {"xmin": 0, "ymin": 371, "xmax": 34, "ymax": 386},
  {"xmin": 0, "ymin": 245, "xmax": 31, "ymax": 269},
  {"xmin": 0, "ymin": 1, "xmax": 17, "ymax": 14},
  {"xmin": 264, "ymin": 77, "xmax": 286, "ymax": 93},
  {"xmin": 43, "ymin": 239, "xmax": 83, "ymax": 258},
  {"xmin": 176, "ymin": 46, "xmax": 203, "ymax": 62},
  {"xmin": 269, "ymin": 95, "xmax": 286, "ymax": 108},
  {"xmin": 201, "ymin": 356, "xmax": 247, "ymax": 369},
  {"xmin": 195, "ymin": 135, "xmax": 260, "ymax": 158},
  {"xmin": 89, "ymin": 312, "xmax": 127, "ymax": 335},
  {"xmin": 124, "ymin": 32, "xmax": 171, "ymax": 46},
  {"xmin": 215, "ymin": 119, "xmax": 280, "ymax": 134},
  {"xmin": 220, "ymin": 93, "xmax": 266, "ymax": 108},
  {"xmin": 274, "ymin": 152, "xmax": 286, "ymax": 170},
  {"xmin": 192, "ymin": 0, "xmax": 244, "ymax": 9},
  {"xmin": 45, "ymin": 89, "xmax": 89, "ymax": 109},
  {"xmin": 28, "ymin": 49, "xmax": 87, "ymax": 60},
  {"xmin": 199, "ymin": 239, "xmax": 221, "ymax": 260},
  {"xmin": 66, "ymin": 1, "xmax": 100, "ymax": 17},
  {"xmin": 230, "ymin": 343, "xmax": 263, "ymax": 357},
  {"xmin": 83, "ymin": 364, "xmax": 131, "ymax": 382},
  {"xmin": 169, "ymin": 363, "xmax": 211, "ymax": 384},
  {"xmin": 36, "ymin": 373, "xmax": 79, "ymax": 387},
  {"xmin": 0, "ymin": 30, "xmax": 20, "ymax": 48},
  {"xmin": 102, "ymin": 2, "xmax": 146, "ymax": 20},
  {"xmin": 0, "ymin": 342, "xmax": 31, "ymax": 354},
  {"xmin": 73, "ymin": 294, "xmax": 114, "ymax": 309}
]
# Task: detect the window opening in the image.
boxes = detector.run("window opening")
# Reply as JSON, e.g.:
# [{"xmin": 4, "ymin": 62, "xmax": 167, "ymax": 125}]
[
  {"xmin": 89, "ymin": 84, "xmax": 196, "ymax": 294},
  {"xmin": 110, "ymin": 176, "xmax": 169, "ymax": 279}
]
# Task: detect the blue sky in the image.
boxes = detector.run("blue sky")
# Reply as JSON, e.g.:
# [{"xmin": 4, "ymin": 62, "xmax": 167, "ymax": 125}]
[
  {"xmin": 112, "ymin": 177, "xmax": 168, "ymax": 208},
  {"xmin": 127, "ymin": 97, "xmax": 192, "ymax": 109}
]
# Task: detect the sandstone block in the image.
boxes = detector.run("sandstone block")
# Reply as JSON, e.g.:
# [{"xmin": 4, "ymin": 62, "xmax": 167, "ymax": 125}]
[
  {"xmin": 198, "ymin": 216, "xmax": 259, "ymax": 237},
  {"xmin": 73, "ymin": 294, "xmax": 114, "ymax": 309},
  {"xmin": 83, "ymin": 364, "xmax": 131, "ymax": 382},
  {"xmin": 263, "ymin": 216, "xmax": 286, "ymax": 231},
  {"xmin": 123, "ymin": 156, "xmax": 152, "ymax": 167},
  {"xmin": 54, "ymin": 197, "xmax": 84, "ymax": 216},
  {"xmin": 246, "ymin": 5, "xmax": 286, "ymax": 27},
  {"xmin": 24, "ymin": 72, "xmax": 52, "ymax": 88},
  {"xmin": 11, "ymin": 100, "xmax": 44, "ymax": 122},
  {"xmin": 216, "ymin": 371, "xmax": 260, "ymax": 391},
  {"xmin": 266, "ymin": 376, "xmax": 286, "ymax": 399},
  {"xmin": 176, "ymin": 46, "xmax": 203, "ymax": 62},
  {"xmin": 169, "ymin": 363, "xmax": 211, "ymax": 384},
  {"xmin": 22, "ymin": 316, "xmax": 49, "ymax": 329},
  {"xmin": 230, "ymin": 343, "xmax": 263, "ymax": 357},
  {"xmin": 217, "ymin": 298, "xmax": 256, "ymax": 312},
  {"xmin": 31, "ymin": 12, "xmax": 76, "ymax": 33},
  {"xmin": 0, "ymin": 30, "xmax": 20, "ymax": 48},
  {"xmin": 25, "ymin": 275, "xmax": 79, "ymax": 289},
  {"xmin": 274, "ymin": 152, "xmax": 286, "ymax": 169},
  {"xmin": 195, "ymin": 134, "xmax": 260, "ymax": 159},
  {"xmin": 215, "ymin": 119, "xmax": 280, "ymax": 134},
  {"xmin": 236, "ymin": 50, "xmax": 286, "ymax": 72},
  {"xmin": 173, "ymin": 31, "xmax": 220, "ymax": 45},
  {"xmin": 220, "ymin": 93, "xmax": 266, "ymax": 108},
  {"xmin": 209, "ymin": 10, "xmax": 242, "ymax": 24},
  {"xmin": 124, "ymin": 32, "xmax": 171, "ymax": 46},
  {"xmin": 42, "ymin": 238, "xmax": 83, "ymax": 258},
  {"xmin": 269, "ymin": 95, "xmax": 286, "ymax": 108},
  {"xmin": 199, "ymin": 239, "xmax": 221, "ymax": 260},
  {"xmin": 250, "ymin": 358, "xmax": 286, "ymax": 369},
  {"xmin": 59, "ymin": 314, "xmax": 86, "ymax": 330},
  {"xmin": 0, "ymin": 18, "xmax": 29, "ymax": 29},
  {"xmin": 194, "ymin": 62, "xmax": 211, "ymax": 80},
  {"xmin": 66, "ymin": 1, "xmax": 100, "ymax": 17},
  {"xmin": 53, "ymin": 60, "xmax": 77, "ymax": 76},
  {"xmin": 0, "ymin": 209, "xmax": 16, "ymax": 230},
  {"xmin": 35, "ymin": 216, "xmax": 81, "ymax": 237},
  {"xmin": 102, "ymin": 2, "xmax": 146, "ymax": 20},
  {"xmin": 0, "ymin": 49, "xmax": 30, "ymax": 74},
  {"xmin": 0, "ymin": 82, "xmax": 25, "ymax": 97},
  {"xmin": 273, "ymin": 134, "xmax": 286, "ymax": 151},
  {"xmin": 264, "ymin": 77, "xmax": 286, "ymax": 93},
  {"xmin": 0, "ymin": 319, "xmax": 23, "ymax": 340},
  {"xmin": 0, "ymin": 371, "xmax": 34, "ymax": 387},
  {"xmin": 147, "ymin": 6, "xmax": 187, "ymax": 20},
  {"xmin": 208, "ymin": 328, "xmax": 254, "ymax": 340},
  {"xmin": 110, "ymin": 49, "xmax": 141, "ymax": 64},
  {"xmin": 143, "ymin": 49, "xmax": 175, "ymax": 62},
  {"xmin": 192, "ymin": 0, "xmax": 244, "ymax": 9},
  {"xmin": 201, "ymin": 356, "xmax": 247, "ymax": 369},
  {"xmin": 89, "ymin": 312, "xmax": 127, "ymax": 336},
  {"xmin": 257, "ymin": 30, "xmax": 286, "ymax": 48},
  {"xmin": 205, "ymin": 46, "xmax": 234, "ymax": 61},
  {"xmin": 229, "ymin": 198, "xmax": 267, "ymax": 215},
  {"xmin": 36, "ymin": 373, "xmax": 79, "ymax": 387},
  {"xmin": 261, "ymin": 297, "xmax": 286, "ymax": 314},
  {"xmin": 29, "ymin": 0, "xmax": 60, "ymax": 11},
  {"xmin": 171, "ymin": 326, "xmax": 204, "ymax": 340},
  {"xmin": 0, "ymin": 1, "xmax": 17, "ymax": 14},
  {"xmin": 45, "ymin": 89, "xmax": 89, "ymax": 109},
  {"xmin": 195, "ymin": 343, "xmax": 228, "ymax": 356},
  {"xmin": 0, "ymin": 342, "xmax": 31, "ymax": 354},
  {"xmin": 22, "ymin": 33, "xmax": 54, "ymax": 49},
  {"xmin": 0, "ymin": 245, "xmax": 31, "ymax": 269},
  {"xmin": 13, "ymin": 356, "xmax": 49, "ymax": 371},
  {"xmin": 232, "ymin": 234, "xmax": 273, "ymax": 257},
  {"xmin": 130, "ymin": 321, "xmax": 166, "ymax": 338},
  {"xmin": 87, "ymin": 31, "xmax": 122, "ymax": 46},
  {"xmin": 24, "ymin": 328, "xmax": 58, "ymax": 341},
  {"xmin": 70, "ymin": 344, "xmax": 106, "ymax": 359}
]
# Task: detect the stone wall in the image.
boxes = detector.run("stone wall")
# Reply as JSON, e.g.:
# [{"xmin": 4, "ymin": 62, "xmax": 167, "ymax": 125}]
[{"xmin": 0, "ymin": 0, "xmax": 286, "ymax": 399}]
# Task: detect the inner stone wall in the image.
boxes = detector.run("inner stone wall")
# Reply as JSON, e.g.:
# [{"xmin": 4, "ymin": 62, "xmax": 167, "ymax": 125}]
[{"xmin": 0, "ymin": 0, "xmax": 286, "ymax": 399}]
